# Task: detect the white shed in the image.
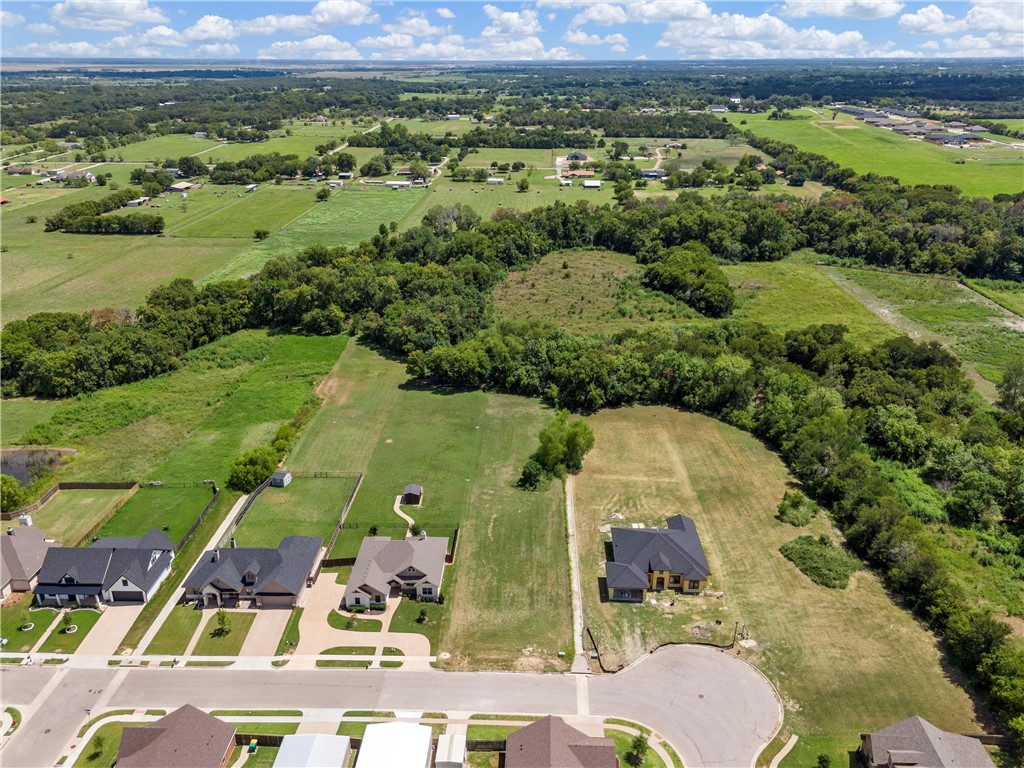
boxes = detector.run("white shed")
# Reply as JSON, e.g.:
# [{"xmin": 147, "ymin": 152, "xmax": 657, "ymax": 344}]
[
  {"xmin": 270, "ymin": 470, "xmax": 292, "ymax": 487},
  {"xmin": 582, "ymin": 180, "xmax": 603, "ymax": 189},
  {"xmin": 435, "ymin": 733, "xmax": 466, "ymax": 768},
  {"xmin": 356, "ymin": 722, "xmax": 432, "ymax": 768},
  {"xmin": 273, "ymin": 734, "xmax": 351, "ymax": 768}
]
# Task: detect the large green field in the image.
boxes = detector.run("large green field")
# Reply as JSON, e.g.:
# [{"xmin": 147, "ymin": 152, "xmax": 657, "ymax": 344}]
[
  {"xmin": 727, "ymin": 110, "xmax": 1024, "ymax": 197},
  {"xmin": 1, "ymin": 399, "xmax": 62, "ymax": 445},
  {"xmin": 392, "ymin": 118, "xmax": 480, "ymax": 136},
  {"xmin": 283, "ymin": 342, "xmax": 573, "ymax": 671},
  {"xmin": 173, "ymin": 185, "xmax": 317, "ymax": 239},
  {"xmin": 575, "ymin": 407, "xmax": 983, "ymax": 768},
  {"xmin": 113, "ymin": 134, "xmax": 220, "ymax": 162},
  {"xmin": 232, "ymin": 475, "xmax": 357, "ymax": 548},
  {"xmin": 93, "ymin": 485, "xmax": 214, "ymax": 547}
]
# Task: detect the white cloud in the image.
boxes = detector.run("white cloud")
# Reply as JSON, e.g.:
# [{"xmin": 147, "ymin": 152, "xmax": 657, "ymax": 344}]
[
  {"xmin": 384, "ymin": 12, "xmax": 445, "ymax": 37},
  {"xmin": 482, "ymin": 4, "xmax": 542, "ymax": 36},
  {"xmin": 27, "ymin": 22, "xmax": 59, "ymax": 33},
  {"xmin": 964, "ymin": 0, "xmax": 1022, "ymax": 31},
  {"xmin": 898, "ymin": 4, "xmax": 965, "ymax": 34},
  {"xmin": 657, "ymin": 11, "xmax": 868, "ymax": 58},
  {"xmin": 942, "ymin": 29, "xmax": 1024, "ymax": 56},
  {"xmin": 564, "ymin": 29, "xmax": 628, "ymax": 46},
  {"xmin": 194, "ymin": 42, "xmax": 240, "ymax": 57},
  {"xmin": 236, "ymin": 14, "xmax": 312, "ymax": 35},
  {"xmin": 108, "ymin": 24, "xmax": 185, "ymax": 50},
  {"xmin": 184, "ymin": 15, "xmax": 237, "ymax": 41},
  {"xmin": 358, "ymin": 32, "xmax": 415, "ymax": 48},
  {"xmin": 435, "ymin": 7, "xmax": 456, "ymax": 19},
  {"xmin": 626, "ymin": 0, "xmax": 711, "ymax": 22},
  {"xmin": 570, "ymin": 3, "xmax": 628, "ymax": 26},
  {"xmin": 1, "ymin": 10, "xmax": 26, "ymax": 26},
  {"xmin": 259, "ymin": 34, "xmax": 363, "ymax": 59},
  {"xmin": 919, "ymin": 39, "xmax": 940, "ymax": 50},
  {"xmin": 49, "ymin": 0, "xmax": 168, "ymax": 31},
  {"xmin": 15, "ymin": 39, "xmax": 105, "ymax": 55},
  {"xmin": 310, "ymin": 0, "xmax": 379, "ymax": 26},
  {"xmin": 610, "ymin": 43, "xmax": 627, "ymax": 53},
  {"xmin": 780, "ymin": 0, "xmax": 904, "ymax": 19}
]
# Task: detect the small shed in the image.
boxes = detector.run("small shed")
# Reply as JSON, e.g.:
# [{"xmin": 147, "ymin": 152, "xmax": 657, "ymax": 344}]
[
  {"xmin": 402, "ymin": 484, "xmax": 423, "ymax": 505},
  {"xmin": 435, "ymin": 733, "xmax": 466, "ymax": 768},
  {"xmin": 273, "ymin": 734, "xmax": 351, "ymax": 768},
  {"xmin": 486, "ymin": 177, "xmax": 505, "ymax": 185},
  {"xmin": 245, "ymin": 183, "xmax": 258, "ymax": 193},
  {"xmin": 271, "ymin": 470, "xmax": 293, "ymax": 488},
  {"xmin": 194, "ymin": 131, "xmax": 208, "ymax": 139},
  {"xmin": 567, "ymin": 151, "xmax": 588, "ymax": 162},
  {"xmin": 582, "ymin": 180, "xmax": 603, "ymax": 189}
]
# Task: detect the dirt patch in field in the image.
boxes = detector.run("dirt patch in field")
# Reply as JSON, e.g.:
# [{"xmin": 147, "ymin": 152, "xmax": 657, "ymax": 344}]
[
  {"xmin": 833, "ymin": 125, "xmax": 860, "ymax": 130},
  {"xmin": 996, "ymin": 614, "xmax": 1024, "ymax": 640}
]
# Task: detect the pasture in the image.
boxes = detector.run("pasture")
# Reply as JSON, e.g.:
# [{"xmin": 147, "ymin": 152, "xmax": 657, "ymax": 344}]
[
  {"xmin": 284, "ymin": 342, "xmax": 573, "ymax": 670},
  {"xmin": 493, "ymin": 249, "xmax": 696, "ymax": 335},
  {"xmin": 1, "ymin": 399, "xmax": 62, "ymax": 445},
  {"xmin": 968, "ymin": 279, "xmax": 1024, "ymax": 316},
  {"xmin": 173, "ymin": 186, "xmax": 317, "ymax": 239},
  {"xmin": 724, "ymin": 253, "xmax": 901, "ymax": 348},
  {"xmin": 459, "ymin": 148, "xmax": 560, "ymax": 168},
  {"xmin": 656, "ymin": 137, "xmax": 759, "ymax": 169},
  {"xmin": 113, "ymin": 134, "xmax": 221, "ymax": 162},
  {"xmin": 726, "ymin": 110, "xmax": 1024, "ymax": 197},
  {"xmin": 828, "ymin": 268, "xmax": 1024, "ymax": 383},
  {"xmin": 392, "ymin": 118, "xmax": 480, "ymax": 136},
  {"xmin": 198, "ymin": 133, "xmax": 347, "ymax": 165},
  {"xmin": 574, "ymin": 407, "xmax": 983, "ymax": 767},
  {"xmin": 32, "ymin": 488, "xmax": 133, "ymax": 548},
  {"xmin": 232, "ymin": 476, "xmax": 357, "ymax": 548}
]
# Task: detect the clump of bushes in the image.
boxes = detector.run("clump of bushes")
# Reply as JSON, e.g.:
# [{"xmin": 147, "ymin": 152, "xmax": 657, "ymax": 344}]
[
  {"xmin": 642, "ymin": 242, "xmax": 734, "ymax": 318},
  {"xmin": 779, "ymin": 535, "xmax": 861, "ymax": 589},
  {"xmin": 776, "ymin": 490, "xmax": 818, "ymax": 526},
  {"xmin": 518, "ymin": 410, "xmax": 594, "ymax": 490}
]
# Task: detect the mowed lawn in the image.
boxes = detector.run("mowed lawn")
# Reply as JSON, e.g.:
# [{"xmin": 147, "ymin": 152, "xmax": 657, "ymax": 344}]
[
  {"xmin": 284, "ymin": 342, "xmax": 573, "ymax": 670},
  {"xmin": 32, "ymin": 488, "xmax": 133, "ymax": 547},
  {"xmin": 493, "ymin": 249, "xmax": 696, "ymax": 336},
  {"xmin": 724, "ymin": 253, "xmax": 901, "ymax": 348},
  {"xmin": 192, "ymin": 611, "xmax": 256, "ymax": 655},
  {"xmin": 143, "ymin": 603, "xmax": 204, "ymax": 655},
  {"xmin": 1, "ymin": 398, "xmax": 62, "ymax": 445},
  {"xmin": 574, "ymin": 407, "xmax": 982, "ymax": 767},
  {"xmin": 113, "ymin": 134, "xmax": 221, "ymax": 161},
  {"xmin": 232, "ymin": 476, "xmax": 357, "ymax": 548},
  {"xmin": 173, "ymin": 186, "xmax": 317, "ymax": 239},
  {"xmin": 726, "ymin": 110, "xmax": 1024, "ymax": 197},
  {"xmin": 94, "ymin": 485, "xmax": 215, "ymax": 548}
]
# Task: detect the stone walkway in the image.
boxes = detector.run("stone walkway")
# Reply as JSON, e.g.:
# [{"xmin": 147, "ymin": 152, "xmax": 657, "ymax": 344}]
[{"xmin": 391, "ymin": 495, "xmax": 415, "ymax": 535}]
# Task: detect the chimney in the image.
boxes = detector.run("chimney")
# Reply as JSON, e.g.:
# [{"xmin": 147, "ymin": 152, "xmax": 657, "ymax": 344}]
[
  {"xmin": 231, "ymin": 537, "xmax": 236, "ymax": 549},
  {"xmin": 213, "ymin": 549, "xmax": 220, "ymax": 562},
  {"xmin": 6, "ymin": 527, "xmax": 13, "ymax": 536}
]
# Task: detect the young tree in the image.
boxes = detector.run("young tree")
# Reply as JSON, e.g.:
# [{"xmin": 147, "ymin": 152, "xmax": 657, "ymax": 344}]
[
  {"xmin": 254, "ymin": 229, "xmax": 270, "ymax": 241},
  {"xmin": 216, "ymin": 608, "xmax": 229, "ymax": 636},
  {"xmin": 627, "ymin": 733, "xmax": 649, "ymax": 766},
  {"xmin": 0, "ymin": 474, "xmax": 27, "ymax": 513},
  {"xmin": 517, "ymin": 178, "xmax": 529, "ymax": 193},
  {"xmin": 817, "ymin": 756, "xmax": 831, "ymax": 768},
  {"xmin": 316, "ymin": 186, "xmax": 331, "ymax": 202}
]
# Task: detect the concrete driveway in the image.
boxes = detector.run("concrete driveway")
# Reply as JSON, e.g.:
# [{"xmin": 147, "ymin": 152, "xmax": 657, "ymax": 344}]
[
  {"xmin": 73, "ymin": 604, "xmax": 144, "ymax": 657},
  {"xmin": 240, "ymin": 610, "xmax": 293, "ymax": 657}
]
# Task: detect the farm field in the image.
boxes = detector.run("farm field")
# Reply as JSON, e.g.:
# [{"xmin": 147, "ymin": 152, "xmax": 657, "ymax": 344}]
[
  {"xmin": 283, "ymin": 342, "xmax": 573, "ymax": 670},
  {"xmin": 493, "ymin": 249, "xmax": 696, "ymax": 336},
  {"xmin": 32, "ymin": 488, "xmax": 133, "ymax": 548},
  {"xmin": 202, "ymin": 185, "xmax": 427, "ymax": 283},
  {"xmin": 574, "ymin": 407, "xmax": 983, "ymax": 768},
  {"xmin": 93, "ymin": 485, "xmax": 214, "ymax": 548},
  {"xmin": 198, "ymin": 134, "xmax": 347, "ymax": 164},
  {"xmin": 726, "ymin": 110, "xmax": 1024, "ymax": 197},
  {"xmin": 112, "ymin": 134, "xmax": 220, "ymax": 161},
  {"xmin": 232, "ymin": 475, "xmax": 358, "ymax": 548},
  {"xmin": 968, "ymin": 279, "xmax": 1024, "ymax": 316},
  {"xmin": 459, "ymin": 148, "xmax": 561, "ymax": 168},
  {"xmin": 173, "ymin": 186, "xmax": 317, "ymax": 239},
  {"xmin": 656, "ymin": 137, "xmax": 759, "ymax": 169},
  {"xmin": 392, "ymin": 118, "xmax": 480, "ymax": 136},
  {"xmin": 724, "ymin": 253, "xmax": 901, "ymax": 348},
  {"xmin": 827, "ymin": 268, "xmax": 1024, "ymax": 384}
]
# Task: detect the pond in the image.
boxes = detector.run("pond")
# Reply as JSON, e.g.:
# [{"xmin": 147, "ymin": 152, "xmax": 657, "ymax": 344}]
[{"xmin": 0, "ymin": 448, "xmax": 73, "ymax": 487}]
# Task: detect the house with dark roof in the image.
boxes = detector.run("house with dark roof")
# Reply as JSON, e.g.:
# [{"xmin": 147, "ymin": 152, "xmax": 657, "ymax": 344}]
[
  {"xmin": 343, "ymin": 536, "xmax": 447, "ymax": 608},
  {"xmin": 1, "ymin": 524, "xmax": 57, "ymax": 598},
  {"xmin": 859, "ymin": 715, "xmax": 995, "ymax": 768},
  {"xmin": 567, "ymin": 151, "xmax": 589, "ymax": 162},
  {"xmin": 505, "ymin": 716, "xmax": 618, "ymax": 768},
  {"xmin": 35, "ymin": 530, "xmax": 174, "ymax": 607},
  {"xmin": 183, "ymin": 536, "xmax": 321, "ymax": 608},
  {"xmin": 117, "ymin": 705, "xmax": 236, "ymax": 768},
  {"xmin": 605, "ymin": 515, "xmax": 710, "ymax": 602}
]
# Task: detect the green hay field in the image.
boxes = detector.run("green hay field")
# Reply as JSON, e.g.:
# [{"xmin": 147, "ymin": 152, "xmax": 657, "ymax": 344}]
[
  {"xmin": 727, "ymin": 110, "xmax": 1024, "ymax": 198},
  {"xmin": 113, "ymin": 134, "xmax": 221, "ymax": 162},
  {"xmin": 1, "ymin": 399, "xmax": 62, "ymax": 445},
  {"xmin": 93, "ymin": 485, "xmax": 215, "ymax": 548}
]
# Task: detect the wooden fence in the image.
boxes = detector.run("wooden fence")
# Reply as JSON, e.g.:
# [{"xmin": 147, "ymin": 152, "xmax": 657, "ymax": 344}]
[
  {"xmin": 314, "ymin": 473, "xmax": 363, "ymax": 577},
  {"xmin": 4, "ymin": 481, "xmax": 138, "ymax": 521},
  {"xmin": 72, "ymin": 484, "xmax": 142, "ymax": 547}
]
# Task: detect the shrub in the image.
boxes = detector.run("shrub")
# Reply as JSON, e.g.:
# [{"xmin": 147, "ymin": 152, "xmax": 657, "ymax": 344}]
[
  {"xmin": 780, "ymin": 535, "xmax": 861, "ymax": 589},
  {"xmin": 776, "ymin": 490, "xmax": 817, "ymax": 526},
  {"xmin": 227, "ymin": 446, "xmax": 279, "ymax": 492},
  {"xmin": 0, "ymin": 475, "xmax": 27, "ymax": 513}
]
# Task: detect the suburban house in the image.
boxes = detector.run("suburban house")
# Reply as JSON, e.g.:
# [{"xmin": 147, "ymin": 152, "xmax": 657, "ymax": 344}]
[
  {"xmin": 183, "ymin": 536, "xmax": 322, "ymax": 608},
  {"xmin": 505, "ymin": 716, "xmax": 618, "ymax": 768},
  {"xmin": 117, "ymin": 705, "xmax": 236, "ymax": 768},
  {"xmin": 402, "ymin": 484, "xmax": 424, "ymax": 505},
  {"xmin": 35, "ymin": 530, "xmax": 175, "ymax": 607},
  {"xmin": 567, "ymin": 151, "xmax": 589, "ymax": 162},
  {"xmin": 342, "ymin": 535, "xmax": 447, "ymax": 608},
  {"xmin": 1, "ymin": 523, "xmax": 57, "ymax": 598},
  {"xmin": 274, "ymin": 734, "xmax": 351, "ymax": 768},
  {"xmin": 859, "ymin": 716, "xmax": 995, "ymax": 768},
  {"xmin": 356, "ymin": 722, "xmax": 432, "ymax": 768},
  {"xmin": 605, "ymin": 515, "xmax": 710, "ymax": 602},
  {"xmin": 270, "ymin": 469, "xmax": 293, "ymax": 487}
]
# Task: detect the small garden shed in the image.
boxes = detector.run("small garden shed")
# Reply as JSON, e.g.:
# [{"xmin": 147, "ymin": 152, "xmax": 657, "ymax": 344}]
[
  {"xmin": 271, "ymin": 470, "xmax": 293, "ymax": 488},
  {"xmin": 401, "ymin": 484, "xmax": 423, "ymax": 505}
]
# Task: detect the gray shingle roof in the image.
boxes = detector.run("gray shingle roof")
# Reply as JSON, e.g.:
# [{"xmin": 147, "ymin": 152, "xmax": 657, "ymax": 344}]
[
  {"xmin": 343, "ymin": 536, "xmax": 447, "ymax": 601},
  {"xmin": 403, "ymin": 483, "xmax": 423, "ymax": 496},
  {"xmin": 863, "ymin": 716, "xmax": 995, "ymax": 768},
  {"xmin": 184, "ymin": 536, "xmax": 321, "ymax": 597},
  {"xmin": 506, "ymin": 716, "xmax": 618, "ymax": 768},
  {"xmin": 36, "ymin": 529, "xmax": 173, "ymax": 595},
  {"xmin": 1, "ymin": 526, "xmax": 56, "ymax": 585},
  {"xmin": 606, "ymin": 515, "xmax": 709, "ymax": 590},
  {"xmin": 118, "ymin": 705, "xmax": 236, "ymax": 768}
]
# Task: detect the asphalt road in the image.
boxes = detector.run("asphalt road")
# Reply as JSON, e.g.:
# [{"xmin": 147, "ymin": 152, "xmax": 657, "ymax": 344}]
[{"xmin": 1, "ymin": 646, "xmax": 780, "ymax": 768}]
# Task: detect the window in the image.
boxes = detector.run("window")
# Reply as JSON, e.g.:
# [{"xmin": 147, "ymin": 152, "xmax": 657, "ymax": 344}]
[
  {"xmin": 122, "ymin": 579, "xmax": 129, "ymax": 587},
  {"xmin": 422, "ymin": 587, "xmax": 432, "ymax": 595},
  {"xmin": 354, "ymin": 597, "xmax": 361, "ymax": 605},
  {"xmin": 669, "ymin": 575, "xmax": 681, "ymax": 585},
  {"xmin": 688, "ymin": 580, "xmax": 701, "ymax": 590}
]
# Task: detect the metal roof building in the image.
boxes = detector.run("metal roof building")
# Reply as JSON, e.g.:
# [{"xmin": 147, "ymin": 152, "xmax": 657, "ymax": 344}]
[{"xmin": 273, "ymin": 734, "xmax": 351, "ymax": 768}]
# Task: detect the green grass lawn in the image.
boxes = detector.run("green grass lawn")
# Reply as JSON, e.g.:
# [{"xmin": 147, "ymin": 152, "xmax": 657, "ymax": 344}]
[
  {"xmin": 231, "ymin": 723, "xmax": 299, "ymax": 735},
  {"xmin": 173, "ymin": 186, "xmax": 318, "ymax": 239},
  {"xmin": 327, "ymin": 612, "xmax": 382, "ymax": 632},
  {"xmin": 391, "ymin": 118, "xmax": 480, "ymax": 136},
  {"xmin": 493, "ymin": 249, "xmax": 696, "ymax": 336},
  {"xmin": 830, "ymin": 268, "xmax": 1024, "ymax": 383},
  {"xmin": 143, "ymin": 603, "xmax": 204, "ymax": 655},
  {"xmin": 605, "ymin": 730, "xmax": 667, "ymax": 768},
  {"xmin": 37, "ymin": 609, "xmax": 102, "ymax": 654},
  {"xmin": 33, "ymin": 489, "xmax": 133, "ymax": 548},
  {"xmin": 94, "ymin": 485, "xmax": 214, "ymax": 549},
  {"xmin": 232, "ymin": 476, "xmax": 357, "ymax": 547},
  {"xmin": 275, "ymin": 608, "xmax": 303, "ymax": 656},
  {"xmin": 0, "ymin": 399, "xmax": 62, "ymax": 445},
  {"xmin": 575, "ymin": 406, "xmax": 984, "ymax": 768},
  {"xmin": 724, "ymin": 253, "xmax": 901, "ymax": 348},
  {"xmin": 459, "ymin": 148, "xmax": 561, "ymax": 168},
  {"xmin": 111, "ymin": 134, "xmax": 221, "ymax": 162},
  {"xmin": 0, "ymin": 598, "xmax": 59, "ymax": 652},
  {"xmin": 966, "ymin": 279, "xmax": 1024, "ymax": 317},
  {"xmin": 322, "ymin": 645, "xmax": 375, "ymax": 655},
  {"xmin": 73, "ymin": 722, "xmax": 140, "ymax": 768},
  {"xmin": 726, "ymin": 110, "xmax": 1024, "ymax": 198},
  {"xmin": 240, "ymin": 746, "xmax": 280, "ymax": 768},
  {"xmin": 191, "ymin": 611, "xmax": 256, "ymax": 656},
  {"xmin": 466, "ymin": 725, "xmax": 519, "ymax": 740},
  {"xmin": 389, "ymin": 600, "xmax": 445, "ymax": 654}
]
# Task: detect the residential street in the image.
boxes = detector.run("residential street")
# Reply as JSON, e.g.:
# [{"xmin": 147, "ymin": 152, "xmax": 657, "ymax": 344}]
[{"xmin": 0, "ymin": 644, "xmax": 781, "ymax": 768}]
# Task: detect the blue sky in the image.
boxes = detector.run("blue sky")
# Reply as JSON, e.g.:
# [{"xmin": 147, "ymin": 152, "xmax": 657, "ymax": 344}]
[{"xmin": 1, "ymin": 1, "xmax": 1021, "ymax": 60}]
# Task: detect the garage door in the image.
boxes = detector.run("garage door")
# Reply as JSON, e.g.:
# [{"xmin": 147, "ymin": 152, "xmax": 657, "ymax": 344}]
[{"xmin": 111, "ymin": 591, "xmax": 144, "ymax": 602}]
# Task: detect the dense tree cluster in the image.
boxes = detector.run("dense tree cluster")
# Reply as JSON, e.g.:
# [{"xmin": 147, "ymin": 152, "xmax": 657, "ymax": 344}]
[
  {"xmin": 43, "ymin": 187, "xmax": 164, "ymax": 235},
  {"xmin": 518, "ymin": 410, "xmax": 595, "ymax": 489},
  {"xmin": 209, "ymin": 152, "xmax": 302, "ymax": 184},
  {"xmin": 641, "ymin": 243, "xmax": 734, "ymax": 317}
]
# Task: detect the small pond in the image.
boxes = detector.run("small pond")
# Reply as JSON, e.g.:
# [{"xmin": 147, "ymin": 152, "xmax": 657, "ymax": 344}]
[{"xmin": 0, "ymin": 449, "xmax": 73, "ymax": 487}]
